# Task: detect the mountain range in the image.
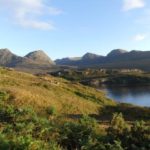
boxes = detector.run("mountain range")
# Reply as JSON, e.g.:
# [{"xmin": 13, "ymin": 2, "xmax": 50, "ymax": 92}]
[
  {"xmin": 55, "ymin": 49, "xmax": 150, "ymax": 71},
  {"xmin": 1, "ymin": 48, "xmax": 150, "ymax": 72},
  {"xmin": 0, "ymin": 49, "xmax": 56, "ymax": 73}
]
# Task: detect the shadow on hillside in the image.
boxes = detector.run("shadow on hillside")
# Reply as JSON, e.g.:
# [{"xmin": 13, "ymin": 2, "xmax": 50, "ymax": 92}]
[
  {"xmin": 64, "ymin": 114, "xmax": 111, "ymax": 123},
  {"xmin": 100, "ymin": 103, "xmax": 150, "ymax": 121},
  {"xmin": 65, "ymin": 103, "xmax": 150, "ymax": 122}
]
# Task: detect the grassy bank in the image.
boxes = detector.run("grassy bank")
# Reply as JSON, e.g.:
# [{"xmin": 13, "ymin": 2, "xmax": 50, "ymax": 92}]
[{"xmin": 0, "ymin": 67, "xmax": 150, "ymax": 149}]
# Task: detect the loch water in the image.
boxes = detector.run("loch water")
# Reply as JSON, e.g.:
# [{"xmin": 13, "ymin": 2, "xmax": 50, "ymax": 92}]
[{"xmin": 100, "ymin": 85, "xmax": 150, "ymax": 107}]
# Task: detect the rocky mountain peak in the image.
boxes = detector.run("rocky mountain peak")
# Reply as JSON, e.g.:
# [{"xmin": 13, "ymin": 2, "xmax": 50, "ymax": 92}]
[
  {"xmin": 0, "ymin": 48, "xmax": 13, "ymax": 55},
  {"xmin": 107, "ymin": 49, "xmax": 128, "ymax": 57},
  {"xmin": 25, "ymin": 50, "xmax": 55, "ymax": 64},
  {"xmin": 82, "ymin": 52, "xmax": 100, "ymax": 59},
  {"xmin": 0, "ymin": 48, "xmax": 18, "ymax": 66}
]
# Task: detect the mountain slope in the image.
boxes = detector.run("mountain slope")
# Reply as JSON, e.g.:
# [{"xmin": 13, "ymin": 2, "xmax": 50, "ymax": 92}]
[
  {"xmin": 107, "ymin": 49, "xmax": 128, "ymax": 57},
  {"xmin": 82, "ymin": 52, "xmax": 101, "ymax": 60},
  {"xmin": 0, "ymin": 67, "xmax": 149, "ymax": 149},
  {"xmin": 55, "ymin": 49, "xmax": 150, "ymax": 71},
  {"xmin": 1, "ymin": 48, "xmax": 150, "ymax": 72},
  {"xmin": 25, "ymin": 50, "xmax": 55, "ymax": 65},
  {"xmin": 0, "ymin": 67, "xmax": 114, "ymax": 114},
  {"xmin": 0, "ymin": 49, "xmax": 56, "ymax": 73},
  {"xmin": 55, "ymin": 52, "xmax": 105, "ymax": 67},
  {"xmin": 0, "ymin": 49, "xmax": 21, "ymax": 66}
]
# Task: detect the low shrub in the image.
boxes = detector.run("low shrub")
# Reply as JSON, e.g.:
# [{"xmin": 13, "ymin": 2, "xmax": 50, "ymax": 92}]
[
  {"xmin": 47, "ymin": 106, "xmax": 57, "ymax": 116},
  {"xmin": 0, "ymin": 91, "xmax": 9, "ymax": 101}
]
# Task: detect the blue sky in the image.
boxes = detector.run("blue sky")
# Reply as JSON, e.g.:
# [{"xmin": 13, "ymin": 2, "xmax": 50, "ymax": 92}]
[{"xmin": 0, "ymin": 0, "xmax": 150, "ymax": 60}]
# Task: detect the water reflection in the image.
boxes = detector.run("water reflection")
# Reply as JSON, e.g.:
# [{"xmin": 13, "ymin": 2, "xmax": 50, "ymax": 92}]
[{"xmin": 100, "ymin": 86, "xmax": 150, "ymax": 107}]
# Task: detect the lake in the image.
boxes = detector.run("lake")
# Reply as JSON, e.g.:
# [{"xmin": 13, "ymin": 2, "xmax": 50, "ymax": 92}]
[{"xmin": 100, "ymin": 85, "xmax": 150, "ymax": 107}]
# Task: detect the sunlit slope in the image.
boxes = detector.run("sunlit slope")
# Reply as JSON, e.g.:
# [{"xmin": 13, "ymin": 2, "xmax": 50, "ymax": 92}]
[{"xmin": 0, "ymin": 67, "xmax": 115, "ymax": 115}]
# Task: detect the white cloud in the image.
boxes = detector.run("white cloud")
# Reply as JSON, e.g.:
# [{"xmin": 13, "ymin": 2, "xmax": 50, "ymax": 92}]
[
  {"xmin": 133, "ymin": 34, "xmax": 147, "ymax": 41},
  {"xmin": 123, "ymin": 0, "xmax": 145, "ymax": 11},
  {"xmin": 0, "ymin": 0, "xmax": 62, "ymax": 30}
]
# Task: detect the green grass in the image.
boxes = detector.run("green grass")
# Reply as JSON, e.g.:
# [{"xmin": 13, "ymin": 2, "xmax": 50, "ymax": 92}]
[
  {"xmin": 0, "ymin": 67, "xmax": 149, "ymax": 122},
  {"xmin": 0, "ymin": 67, "xmax": 149, "ymax": 149},
  {"xmin": 0, "ymin": 67, "xmax": 115, "ymax": 116}
]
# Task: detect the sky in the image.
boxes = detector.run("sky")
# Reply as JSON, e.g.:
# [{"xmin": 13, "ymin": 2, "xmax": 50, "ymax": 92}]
[{"xmin": 0, "ymin": 0, "xmax": 150, "ymax": 60}]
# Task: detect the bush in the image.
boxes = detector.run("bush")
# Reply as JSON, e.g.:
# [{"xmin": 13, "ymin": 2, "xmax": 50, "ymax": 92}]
[
  {"xmin": 129, "ymin": 121, "xmax": 150, "ymax": 149},
  {"xmin": 0, "ymin": 105, "xmax": 16, "ymax": 123},
  {"xmin": 59, "ymin": 122, "xmax": 90, "ymax": 149},
  {"xmin": 79, "ymin": 115, "xmax": 98, "ymax": 134},
  {"xmin": 105, "ymin": 140, "xmax": 124, "ymax": 150},
  {"xmin": 0, "ymin": 133, "xmax": 10, "ymax": 150},
  {"xmin": 0, "ymin": 91, "xmax": 9, "ymax": 101},
  {"xmin": 107, "ymin": 113, "xmax": 150, "ymax": 150},
  {"xmin": 47, "ymin": 106, "xmax": 57, "ymax": 116},
  {"xmin": 49, "ymin": 141, "xmax": 63, "ymax": 150},
  {"xmin": 107, "ymin": 113, "xmax": 130, "ymax": 144},
  {"xmin": 59, "ymin": 116, "xmax": 98, "ymax": 150}
]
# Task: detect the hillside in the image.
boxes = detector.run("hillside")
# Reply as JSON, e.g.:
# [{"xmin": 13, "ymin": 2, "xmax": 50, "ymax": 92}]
[
  {"xmin": 0, "ymin": 68, "xmax": 150, "ymax": 150},
  {"xmin": 55, "ymin": 49, "xmax": 150, "ymax": 71},
  {"xmin": 0, "ymin": 49, "xmax": 21, "ymax": 66},
  {"xmin": 0, "ymin": 67, "xmax": 115, "ymax": 115},
  {"xmin": 25, "ymin": 50, "xmax": 55, "ymax": 65},
  {"xmin": 0, "ymin": 67, "xmax": 149, "ymax": 119},
  {"xmin": 0, "ymin": 49, "xmax": 57, "ymax": 73},
  {"xmin": 0, "ymin": 67, "xmax": 149, "ymax": 149},
  {"xmin": 1, "ymin": 48, "xmax": 150, "ymax": 73}
]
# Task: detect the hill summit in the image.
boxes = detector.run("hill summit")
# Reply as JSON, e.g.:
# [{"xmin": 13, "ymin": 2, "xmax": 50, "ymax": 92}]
[
  {"xmin": 82, "ymin": 52, "xmax": 100, "ymax": 60},
  {"xmin": 107, "ymin": 49, "xmax": 128, "ymax": 57},
  {"xmin": 25, "ymin": 50, "xmax": 55, "ymax": 65},
  {"xmin": 0, "ymin": 49, "xmax": 56, "ymax": 73}
]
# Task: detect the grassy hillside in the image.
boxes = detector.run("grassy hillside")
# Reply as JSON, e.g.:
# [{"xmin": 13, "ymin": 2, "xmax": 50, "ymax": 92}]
[
  {"xmin": 0, "ymin": 67, "xmax": 150, "ymax": 149},
  {"xmin": 0, "ymin": 67, "xmax": 115, "ymax": 116},
  {"xmin": 0, "ymin": 67, "xmax": 149, "ymax": 120}
]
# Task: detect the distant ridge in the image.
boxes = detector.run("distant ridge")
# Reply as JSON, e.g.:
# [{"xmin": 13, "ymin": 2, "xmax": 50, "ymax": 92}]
[
  {"xmin": 0, "ymin": 49, "xmax": 56, "ymax": 73},
  {"xmin": 107, "ymin": 49, "xmax": 128, "ymax": 57},
  {"xmin": 1, "ymin": 48, "xmax": 150, "ymax": 72},
  {"xmin": 55, "ymin": 49, "xmax": 150, "ymax": 71}
]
